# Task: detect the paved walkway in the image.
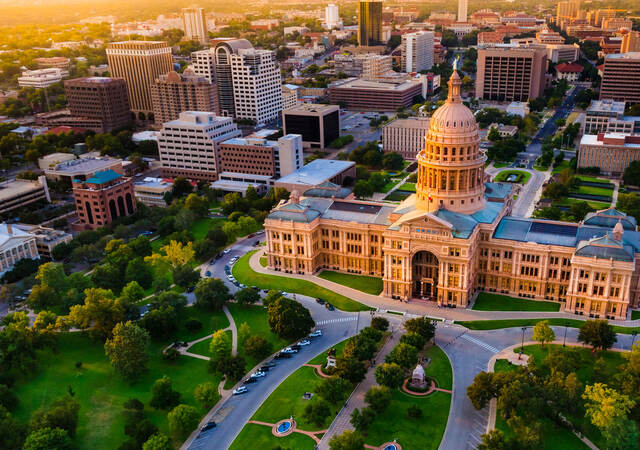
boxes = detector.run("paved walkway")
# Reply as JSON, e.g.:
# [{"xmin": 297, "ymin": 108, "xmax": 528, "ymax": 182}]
[
  {"xmin": 611, "ymin": 179, "xmax": 620, "ymax": 207},
  {"xmin": 317, "ymin": 330, "xmax": 402, "ymax": 450},
  {"xmin": 248, "ymin": 250, "xmax": 640, "ymax": 327},
  {"xmin": 372, "ymin": 171, "xmax": 414, "ymax": 202}
]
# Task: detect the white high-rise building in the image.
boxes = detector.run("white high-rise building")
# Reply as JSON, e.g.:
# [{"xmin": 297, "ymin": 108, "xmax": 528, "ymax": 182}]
[
  {"xmin": 401, "ymin": 31, "xmax": 434, "ymax": 73},
  {"xmin": 182, "ymin": 6, "xmax": 208, "ymax": 45},
  {"xmin": 324, "ymin": 4, "xmax": 341, "ymax": 29},
  {"xmin": 158, "ymin": 111, "xmax": 241, "ymax": 181},
  {"xmin": 230, "ymin": 48, "xmax": 283, "ymax": 125},
  {"xmin": 191, "ymin": 49, "xmax": 215, "ymax": 83},
  {"xmin": 458, "ymin": 0, "xmax": 468, "ymax": 23}
]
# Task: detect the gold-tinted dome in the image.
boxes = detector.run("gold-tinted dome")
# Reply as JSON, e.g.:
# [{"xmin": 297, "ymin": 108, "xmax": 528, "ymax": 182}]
[{"xmin": 428, "ymin": 71, "xmax": 477, "ymax": 135}]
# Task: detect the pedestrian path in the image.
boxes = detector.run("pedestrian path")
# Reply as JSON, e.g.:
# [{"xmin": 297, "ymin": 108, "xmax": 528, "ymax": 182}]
[
  {"xmin": 458, "ymin": 334, "xmax": 499, "ymax": 354},
  {"xmin": 315, "ymin": 317, "xmax": 358, "ymax": 326}
]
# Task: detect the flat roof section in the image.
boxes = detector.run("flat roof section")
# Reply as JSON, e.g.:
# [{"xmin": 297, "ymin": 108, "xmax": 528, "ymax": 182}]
[
  {"xmin": 276, "ymin": 159, "xmax": 355, "ymax": 186},
  {"xmin": 329, "ymin": 201, "xmax": 381, "ymax": 215}
]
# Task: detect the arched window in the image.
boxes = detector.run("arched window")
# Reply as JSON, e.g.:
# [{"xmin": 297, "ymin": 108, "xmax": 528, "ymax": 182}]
[
  {"xmin": 109, "ymin": 199, "xmax": 118, "ymax": 221},
  {"xmin": 125, "ymin": 193, "xmax": 134, "ymax": 214},
  {"xmin": 85, "ymin": 201, "xmax": 94, "ymax": 224},
  {"xmin": 117, "ymin": 197, "xmax": 126, "ymax": 217}
]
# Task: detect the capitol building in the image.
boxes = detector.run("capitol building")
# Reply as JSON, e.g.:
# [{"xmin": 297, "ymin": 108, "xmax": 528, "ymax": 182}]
[{"xmin": 264, "ymin": 70, "xmax": 640, "ymax": 320}]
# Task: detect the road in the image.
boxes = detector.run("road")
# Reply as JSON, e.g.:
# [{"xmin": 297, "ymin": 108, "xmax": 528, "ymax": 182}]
[{"xmin": 485, "ymin": 165, "xmax": 547, "ymax": 218}]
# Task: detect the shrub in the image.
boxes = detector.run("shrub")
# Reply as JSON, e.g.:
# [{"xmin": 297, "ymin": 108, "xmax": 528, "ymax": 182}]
[
  {"xmin": 370, "ymin": 316, "xmax": 389, "ymax": 331},
  {"xmin": 185, "ymin": 319, "xmax": 202, "ymax": 333}
]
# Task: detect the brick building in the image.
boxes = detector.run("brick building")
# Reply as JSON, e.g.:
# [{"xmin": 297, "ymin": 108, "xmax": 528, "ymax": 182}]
[
  {"xmin": 600, "ymin": 52, "xmax": 640, "ymax": 105},
  {"xmin": 328, "ymin": 77, "xmax": 423, "ymax": 111}
]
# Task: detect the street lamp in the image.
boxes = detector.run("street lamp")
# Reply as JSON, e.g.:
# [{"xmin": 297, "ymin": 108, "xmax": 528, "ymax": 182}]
[
  {"xmin": 519, "ymin": 326, "xmax": 528, "ymax": 360},
  {"xmin": 632, "ymin": 330, "xmax": 638, "ymax": 350},
  {"xmin": 563, "ymin": 321, "xmax": 569, "ymax": 347}
]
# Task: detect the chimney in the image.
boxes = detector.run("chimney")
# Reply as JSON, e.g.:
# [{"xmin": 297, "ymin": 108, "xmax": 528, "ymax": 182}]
[{"xmin": 6, "ymin": 223, "xmax": 12, "ymax": 235}]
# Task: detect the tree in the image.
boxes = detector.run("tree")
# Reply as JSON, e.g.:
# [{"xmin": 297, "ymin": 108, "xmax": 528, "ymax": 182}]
[
  {"xmin": 23, "ymin": 428, "xmax": 73, "ymax": 450},
  {"xmin": 303, "ymin": 398, "xmax": 331, "ymax": 427},
  {"xmin": 161, "ymin": 240, "xmax": 194, "ymax": 267},
  {"xmin": 216, "ymin": 355, "xmax": 246, "ymax": 381},
  {"xmin": 488, "ymin": 127, "xmax": 501, "ymax": 142},
  {"xmin": 336, "ymin": 357, "xmax": 366, "ymax": 383},
  {"xmin": 30, "ymin": 395, "xmax": 80, "ymax": 437},
  {"xmin": 0, "ymin": 406, "xmax": 27, "ymax": 450},
  {"xmin": 194, "ymin": 382, "xmax": 218, "ymax": 408},
  {"xmin": 0, "ymin": 385, "xmax": 18, "ymax": 411},
  {"xmin": 68, "ymin": 288, "xmax": 125, "ymax": 341},
  {"xmin": 381, "ymin": 152, "xmax": 404, "ymax": 170},
  {"xmin": 583, "ymin": 383, "xmax": 637, "ymax": 448},
  {"xmin": 120, "ymin": 281, "xmax": 145, "ymax": 305},
  {"xmin": 316, "ymin": 377, "xmax": 352, "ymax": 403},
  {"xmin": 364, "ymin": 386, "xmax": 392, "ymax": 413},
  {"xmin": 532, "ymin": 321, "xmax": 555, "ymax": 348},
  {"xmin": 244, "ymin": 335, "xmax": 272, "ymax": 360},
  {"xmin": 235, "ymin": 287, "xmax": 260, "ymax": 305},
  {"xmin": 350, "ymin": 407, "xmax": 376, "ymax": 432},
  {"xmin": 623, "ymin": 161, "xmax": 640, "ymax": 187},
  {"xmin": 578, "ymin": 320, "xmax": 617, "ymax": 351},
  {"xmin": 184, "ymin": 193, "xmax": 208, "ymax": 217},
  {"xmin": 125, "ymin": 258, "xmax": 153, "ymax": 289},
  {"xmin": 329, "ymin": 430, "xmax": 365, "ymax": 450},
  {"xmin": 237, "ymin": 323, "xmax": 250, "ymax": 346},
  {"xmin": 400, "ymin": 332, "xmax": 426, "ymax": 350},
  {"xmin": 209, "ymin": 329, "xmax": 232, "ymax": 366},
  {"xmin": 343, "ymin": 335, "xmax": 377, "ymax": 361},
  {"xmin": 404, "ymin": 317, "xmax": 436, "ymax": 341},
  {"xmin": 385, "ymin": 343, "xmax": 418, "ymax": 370},
  {"xmin": 150, "ymin": 376, "xmax": 181, "ymax": 410},
  {"xmin": 353, "ymin": 180, "xmax": 373, "ymax": 199},
  {"xmin": 267, "ymin": 297, "xmax": 315, "ymax": 339},
  {"xmin": 104, "ymin": 321, "xmax": 150, "ymax": 382},
  {"xmin": 171, "ymin": 265, "xmax": 200, "ymax": 288},
  {"xmin": 478, "ymin": 430, "xmax": 506, "ymax": 450},
  {"xmin": 172, "ymin": 177, "xmax": 193, "ymax": 198},
  {"xmin": 167, "ymin": 404, "xmax": 200, "ymax": 438},
  {"xmin": 371, "ymin": 316, "xmax": 389, "ymax": 331},
  {"xmin": 142, "ymin": 433, "xmax": 172, "ymax": 450},
  {"xmin": 195, "ymin": 278, "xmax": 230, "ymax": 310},
  {"xmin": 374, "ymin": 363, "xmax": 405, "ymax": 389},
  {"xmin": 467, "ymin": 372, "xmax": 497, "ymax": 410},
  {"xmin": 263, "ymin": 290, "xmax": 283, "ymax": 307}
]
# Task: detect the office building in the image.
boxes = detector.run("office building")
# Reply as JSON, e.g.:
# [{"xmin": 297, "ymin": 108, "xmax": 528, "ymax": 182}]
[
  {"xmin": 0, "ymin": 224, "xmax": 40, "ymax": 274},
  {"xmin": 601, "ymin": 17, "xmax": 633, "ymax": 33},
  {"xmin": 622, "ymin": 32, "xmax": 640, "ymax": 54},
  {"xmin": 458, "ymin": 0, "xmax": 468, "ymax": 23},
  {"xmin": 151, "ymin": 70, "xmax": 218, "ymax": 126},
  {"xmin": 265, "ymin": 69, "xmax": 640, "ymax": 319},
  {"xmin": 282, "ymin": 84, "xmax": 300, "ymax": 110},
  {"xmin": 478, "ymin": 32, "xmax": 506, "ymax": 45},
  {"xmin": 578, "ymin": 133, "xmax": 640, "ymax": 176},
  {"xmin": 546, "ymin": 44, "xmax": 580, "ymax": 63},
  {"xmin": 212, "ymin": 38, "xmax": 254, "ymax": 117},
  {"xmin": 329, "ymin": 77, "xmax": 424, "ymax": 111},
  {"xmin": 0, "ymin": 177, "xmax": 50, "ymax": 215},
  {"xmin": 44, "ymin": 156, "xmax": 123, "ymax": 182},
  {"xmin": 333, "ymin": 53, "xmax": 392, "ymax": 78},
  {"xmin": 106, "ymin": 41, "xmax": 173, "ymax": 115},
  {"xmin": 33, "ymin": 57, "xmax": 71, "ymax": 69},
  {"xmin": 72, "ymin": 170, "xmax": 136, "ymax": 231},
  {"xmin": 324, "ymin": 4, "xmax": 341, "ymax": 29},
  {"xmin": 382, "ymin": 118, "xmax": 430, "ymax": 160},
  {"xmin": 133, "ymin": 178, "xmax": 173, "ymax": 207},
  {"xmin": 556, "ymin": 0, "xmax": 580, "ymax": 29},
  {"xmin": 62, "ymin": 77, "xmax": 131, "ymax": 132},
  {"xmin": 158, "ymin": 111, "xmax": 241, "ymax": 181},
  {"xmin": 283, "ymin": 104, "xmax": 340, "ymax": 149},
  {"xmin": 476, "ymin": 45, "xmax": 547, "ymax": 101},
  {"xmin": 217, "ymin": 134, "xmax": 303, "ymax": 178},
  {"xmin": 535, "ymin": 29, "xmax": 564, "ymax": 45},
  {"xmin": 13, "ymin": 224, "xmax": 72, "ymax": 259},
  {"xmin": 600, "ymin": 53, "xmax": 640, "ymax": 105},
  {"xmin": 230, "ymin": 48, "xmax": 282, "ymax": 125},
  {"xmin": 583, "ymin": 100, "xmax": 640, "ymax": 135},
  {"xmin": 401, "ymin": 32, "xmax": 434, "ymax": 73},
  {"xmin": 182, "ymin": 6, "xmax": 208, "ymax": 45},
  {"xmin": 358, "ymin": 0, "xmax": 383, "ymax": 46},
  {"xmin": 190, "ymin": 49, "xmax": 216, "ymax": 83},
  {"xmin": 18, "ymin": 68, "xmax": 68, "ymax": 88},
  {"xmin": 555, "ymin": 63, "xmax": 583, "ymax": 81},
  {"xmin": 274, "ymin": 159, "xmax": 356, "ymax": 192}
]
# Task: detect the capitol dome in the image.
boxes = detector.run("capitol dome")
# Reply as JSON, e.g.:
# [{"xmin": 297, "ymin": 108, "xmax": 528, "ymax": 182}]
[{"xmin": 415, "ymin": 67, "xmax": 486, "ymax": 215}]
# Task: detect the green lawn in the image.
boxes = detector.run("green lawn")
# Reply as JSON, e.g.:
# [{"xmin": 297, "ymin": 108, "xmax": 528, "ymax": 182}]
[
  {"xmin": 381, "ymin": 178, "xmax": 402, "ymax": 193},
  {"xmin": 554, "ymin": 197, "xmax": 611, "ymax": 210},
  {"xmin": 632, "ymin": 310, "xmax": 640, "ymax": 321},
  {"xmin": 493, "ymin": 162, "xmax": 509, "ymax": 168},
  {"xmin": 259, "ymin": 256, "xmax": 267, "ymax": 267},
  {"xmin": 317, "ymin": 270, "xmax": 383, "ymax": 295},
  {"xmin": 232, "ymin": 251, "xmax": 369, "ymax": 312},
  {"xmin": 495, "ymin": 411, "xmax": 587, "ymax": 450},
  {"xmin": 576, "ymin": 175, "xmax": 612, "ymax": 184},
  {"xmin": 364, "ymin": 344, "xmax": 452, "ymax": 449},
  {"xmin": 384, "ymin": 191, "xmax": 411, "ymax": 202},
  {"xmin": 472, "ymin": 293, "xmax": 561, "ymax": 312},
  {"xmin": 398, "ymin": 182, "xmax": 416, "ymax": 192},
  {"xmin": 458, "ymin": 318, "xmax": 640, "ymax": 335},
  {"xmin": 229, "ymin": 423, "xmax": 316, "ymax": 450},
  {"xmin": 551, "ymin": 160, "xmax": 571, "ymax": 174},
  {"xmin": 308, "ymin": 339, "xmax": 349, "ymax": 365},
  {"xmin": 494, "ymin": 170, "xmax": 531, "ymax": 185},
  {"xmin": 572, "ymin": 185, "xmax": 613, "ymax": 197},
  {"xmin": 13, "ymin": 332, "xmax": 221, "ymax": 450}
]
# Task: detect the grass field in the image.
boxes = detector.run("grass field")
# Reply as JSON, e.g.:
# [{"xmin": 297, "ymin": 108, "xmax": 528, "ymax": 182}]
[
  {"xmin": 494, "ymin": 170, "xmax": 531, "ymax": 185},
  {"xmin": 151, "ymin": 217, "xmax": 227, "ymax": 252},
  {"xmin": 381, "ymin": 178, "xmax": 402, "ymax": 193},
  {"xmin": 384, "ymin": 191, "xmax": 411, "ymax": 202},
  {"xmin": 229, "ymin": 423, "xmax": 316, "ymax": 450},
  {"xmin": 364, "ymin": 345, "xmax": 452, "ymax": 449},
  {"xmin": 458, "ymin": 318, "xmax": 640, "ymax": 335},
  {"xmin": 576, "ymin": 175, "xmax": 611, "ymax": 184},
  {"xmin": 572, "ymin": 185, "xmax": 613, "ymax": 197},
  {"xmin": 259, "ymin": 256, "xmax": 267, "ymax": 267},
  {"xmin": 493, "ymin": 162, "xmax": 509, "ymax": 168},
  {"xmin": 554, "ymin": 197, "xmax": 611, "ymax": 210},
  {"xmin": 13, "ymin": 332, "xmax": 220, "ymax": 450},
  {"xmin": 232, "ymin": 251, "xmax": 369, "ymax": 312},
  {"xmin": 398, "ymin": 182, "xmax": 416, "ymax": 192},
  {"xmin": 471, "ymin": 293, "xmax": 561, "ymax": 312},
  {"xmin": 551, "ymin": 160, "xmax": 571, "ymax": 174},
  {"xmin": 317, "ymin": 270, "xmax": 383, "ymax": 295},
  {"xmin": 632, "ymin": 310, "xmax": 640, "ymax": 321}
]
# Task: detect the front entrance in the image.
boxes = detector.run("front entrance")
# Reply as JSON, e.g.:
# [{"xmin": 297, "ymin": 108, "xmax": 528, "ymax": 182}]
[{"xmin": 412, "ymin": 251, "xmax": 439, "ymax": 301}]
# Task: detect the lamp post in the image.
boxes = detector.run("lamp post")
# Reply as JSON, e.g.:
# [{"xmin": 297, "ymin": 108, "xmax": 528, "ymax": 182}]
[
  {"xmin": 563, "ymin": 321, "xmax": 569, "ymax": 347},
  {"xmin": 632, "ymin": 330, "xmax": 638, "ymax": 350},
  {"xmin": 519, "ymin": 326, "xmax": 528, "ymax": 360}
]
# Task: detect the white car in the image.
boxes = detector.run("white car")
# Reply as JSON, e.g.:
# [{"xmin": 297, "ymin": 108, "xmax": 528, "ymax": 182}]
[
  {"xmin": 282, "ymin": 347, "xmax": 298, "ymax": 354},
  {"xmin": 223, "ymin": 249, "xmax": 231, "ymax": 254},
  {"xmin": 233, "ymin": 386, "xmax": 248, "ymax": 395},
  {"xmin": 298, "ymin": 339, "xmax": 311, "ymax": 346},
  {"xmin": 309, "ymin": 330, "xmax": 322, "ymax": 338},
  {"xmin": 250, "ymin": 371, "xmax": 266, "ymax": 378}
]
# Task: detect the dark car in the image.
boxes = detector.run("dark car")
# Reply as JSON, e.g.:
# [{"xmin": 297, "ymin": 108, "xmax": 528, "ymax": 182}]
[
  {"xmin": 254, "ymin": 240, "xmax": 260, "ymax": 246},
  {"xmin": 260, "ymin": 365, "xmax": 272, "ymax": 372},
  {"xmin": 200, "ymin": 421, "xmax": 216, "ymax": 432},
  {"xmin": 325, "ymin": 303, "xmax": 335, "ymax": 311},
  {"xmin": 262, "ymin": 361, "xmax": 276, "ymax": 369},
  {"xmin": 290, "ymin": 344, "xmax": 301, "ymax": 351},
  {"xmin": 243, "ymin": 377, "xmax": 257, "ymax": 384},
  {"xmin": 274, "ymin": 352, "xmax": 292, "ymax": 359},
  {"xmin": 315, "ymin": 298, "xmax": 325, "ymax": 305}
]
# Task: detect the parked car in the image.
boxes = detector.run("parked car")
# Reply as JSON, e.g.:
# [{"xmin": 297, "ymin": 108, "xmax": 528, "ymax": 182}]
[
  {"xmin": 290, "ymin": 344, "xmax": 301, "ymax": 351},
  {"xmin": 250, "ymin": 371, "xmax": 266, "ymax": 378},
  {"xmin": 325, "ymin": 303, "xmax": 335, "ymax": 311},
  {"xmin": 254, "ymin": 240, "xmax": 260, "ymax": 246},
  {"xmin": 298, "ymin": 339, "xmax": 311, "ymax": 346},
  {"xmin": 262, "ymin": 361, "xmax": 276, "ymax": 369},
  {"xmin": 200, "ymin": 421, "xmax": 216, "ymax": 432},
  {"xmin": 309, "ymin": 330, "xmax": 323, "ymax": 338},
  {"xmin": 205, "ymin": 271, "xmax": 211, "ymax": 277},
  {"xmin": 274, "ymin": 352, "xmax": 292, "ymax": 359},
  {"xmin": 282, "ymin": 347, "xmax": 298, "ymax": 354},
  {"xmin": 315, "ymin": 298, "xmax": 325, "ymax": 305},
  {"xmin": 223, "ymin": 249, "xmax": 231, "ymax": 254},
  {"xmin": 243, "ymin": 377, "xmax": 257, "ymax": 384},
  {"xmin": 233, "ymin": 386, "xmax": 248, "ymax": 395}
]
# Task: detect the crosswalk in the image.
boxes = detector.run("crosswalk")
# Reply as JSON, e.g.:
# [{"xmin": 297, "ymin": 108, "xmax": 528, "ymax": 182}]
[
  {"xmin": 459, "ymin": 334, "xmax": 499, "ymax": 354},
  {"xmin": 316, "ymin": 317, "xmax": 358, "ymax": 326}
]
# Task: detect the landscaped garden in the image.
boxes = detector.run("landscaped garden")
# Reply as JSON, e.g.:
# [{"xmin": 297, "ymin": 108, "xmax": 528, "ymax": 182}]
[
  {"xmin": 232, "ymin": 251, "xmax": 369, "ymax": 312},
  {"xmin": 494, "ymin": 170, "xmax": 531, "ymax": 185},
  {"xmin": 317, "ymin": 270, "xmax": 383, "ymax": 295},
  {"xmin": 471, "ymin": 292, "xmax": 561, "ymax": 312}
]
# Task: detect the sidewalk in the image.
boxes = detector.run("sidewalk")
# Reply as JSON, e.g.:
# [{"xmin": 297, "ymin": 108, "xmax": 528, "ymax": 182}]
[{"xmin": 317, "ymin": 330, "xmax": 403, "ymax": 449}]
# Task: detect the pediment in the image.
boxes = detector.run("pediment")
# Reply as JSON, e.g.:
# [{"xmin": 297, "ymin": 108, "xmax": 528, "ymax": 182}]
[{"xmin": 389, "ymin": 210, "xmax": 454, "ymax": 232}]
